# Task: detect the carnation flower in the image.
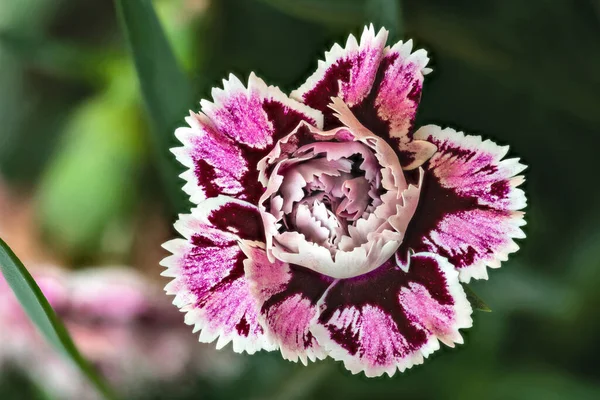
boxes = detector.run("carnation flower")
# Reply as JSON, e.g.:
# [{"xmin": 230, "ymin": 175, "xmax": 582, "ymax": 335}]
[{"xmin": 162, "ymin": 25, "xmax": 527, "ymax": 377}]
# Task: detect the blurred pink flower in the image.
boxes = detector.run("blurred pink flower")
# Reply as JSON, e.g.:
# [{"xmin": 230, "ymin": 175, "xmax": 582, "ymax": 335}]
[
  {"xmin": 0, "ymin": 266, "xmax": 241, "ymax": 399},
  {"xmin": 162, "ymin": 25, "xmax": 527, "ymax": 377}
]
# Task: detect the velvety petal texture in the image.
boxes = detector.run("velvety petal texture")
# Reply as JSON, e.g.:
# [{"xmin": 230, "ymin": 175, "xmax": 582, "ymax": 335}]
[
  {"xmin": 163, "ymin": 25, "xmax": 526, "ymax": 377},
  {"xmin": 161, "ymin": 196, "xmax": 276, "ymax": 353},
  {"xmin": 291, "ymin": 25, "xmax": 388, "ymax": 122}
]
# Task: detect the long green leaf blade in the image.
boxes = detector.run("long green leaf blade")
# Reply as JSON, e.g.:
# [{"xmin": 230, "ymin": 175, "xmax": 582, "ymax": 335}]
[
  {"xmin": 0, "ymin": 238, "xmax": 118, "ymax": 400},
  {"xmin": 115, "ymin": 0, "xmax": 193, "ymax": 213}
]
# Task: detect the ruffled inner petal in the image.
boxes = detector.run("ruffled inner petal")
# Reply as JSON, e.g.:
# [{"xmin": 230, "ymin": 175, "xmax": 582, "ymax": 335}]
[{"xmin": 258, "ymin": 105, "xmax": 422, "ymax": 279}]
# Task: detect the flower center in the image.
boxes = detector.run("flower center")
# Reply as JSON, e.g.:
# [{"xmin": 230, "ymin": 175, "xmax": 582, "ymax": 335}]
[
  {"xmin": 282, "ymin": 142, "xmax": 381, "ymax": 256},
  {"xmin": 257, "ymin": 100, "xmax": 421, "ymax": 279}
]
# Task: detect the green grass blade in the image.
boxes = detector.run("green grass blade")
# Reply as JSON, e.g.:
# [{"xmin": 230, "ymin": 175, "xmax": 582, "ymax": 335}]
[
  {"xmin": 115, "ymin": 0, "xmax": 193, "ymax": 213},
  {"xmin": 0, "ymin": 238, "xmax": 119, "ymax": 400}
]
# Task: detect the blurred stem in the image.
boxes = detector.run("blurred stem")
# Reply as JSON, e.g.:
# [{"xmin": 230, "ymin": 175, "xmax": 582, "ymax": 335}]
[{"xmin": 263, "ymin": 362, "xmax": 337, "ymax": 400}]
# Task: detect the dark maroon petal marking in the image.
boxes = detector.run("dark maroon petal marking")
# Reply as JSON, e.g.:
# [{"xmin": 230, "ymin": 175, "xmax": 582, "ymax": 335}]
[
  {"xmin": 351, "ymin": 54, "xmax": 399, "ymax": 139},
  {"xmin": 194, "ymin": 159, "xmax": 220, "ymax": 199},
  {"xmin": 312, "ymin": 253, "xmax": 472, "ymax": 377},
  {"xmin": 207, "ymin": 201, "xmax": 265, "ymax": 242},
  {"xmin": 292, "ymin": 26, "xmax": 387, "ymax": 129},
  {"xmin": 292, "ymin": 30, "xmax": 432, "ymax": 169},
  {"xmin": 261, "ymin": 264, "xmax": 334, "ymax": 315},
  {"xmin": 317, "ymin": 258, "xmax": 450, "ymax": 355},
  {"xmin": 303, "ymin": 59, "xmax": 353, "ymax": 128},
  {"xmin": 351, "ymin": 43, "xmax": 429, "ymax": 167}
]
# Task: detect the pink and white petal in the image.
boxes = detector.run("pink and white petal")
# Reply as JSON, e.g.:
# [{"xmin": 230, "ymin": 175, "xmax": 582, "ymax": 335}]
[
  {"xmin": 291, "ymin": 25, "xmax": 388, "ymax": 126},
  {"xmin": 172, "ymin": 112, "xmax": 248, "ymax": 204},
  {"xmin": 400, "ymin": 125, "xmax": 527, "ymax": 282},
  {"xmin": 160, "ymin": 197, "xmax": 276, "ymax": 354},
  {"xmin": 370, "ymin": 40, "xmax": 430, "ymax": 138},
  {"xmin": 311, "ymin": 253, "xmax": 472, "ymax": 377},
  {"xmin": 175, "ymin": 73, "xmax": 323, "ymax": 204},
  {"xmin": 201, "ymin": 73, "xmax": 323, "ymax": 149},
  {"xmin": 347, "ymin": 40, "xmax": 432, "ymax": 168},
  {"xmin": 242, "ymin": 243, "xmax": 334, "ymax": 364}
]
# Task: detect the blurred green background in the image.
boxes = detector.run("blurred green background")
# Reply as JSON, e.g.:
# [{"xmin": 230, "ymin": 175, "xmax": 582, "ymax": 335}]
[{"xmin": 1, "ymin": 0, "xmax": 599, "ymax": 399}]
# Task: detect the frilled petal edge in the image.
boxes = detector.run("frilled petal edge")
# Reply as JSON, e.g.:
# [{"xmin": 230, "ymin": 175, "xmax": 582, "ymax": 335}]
[
  {"xmin": 160, "ymin": 196, "xmax": 277, "ymax": 354},
  {"xmin": 310, "ymin": 252, "xmax": 473, "ymax": 377},
  {"xmin": 400, "ymin": 125, "xmax": 527, "ymax": 282},
  {"xmin": 291, "ymin": 25, "xmax": 388, "ymax": 127}
]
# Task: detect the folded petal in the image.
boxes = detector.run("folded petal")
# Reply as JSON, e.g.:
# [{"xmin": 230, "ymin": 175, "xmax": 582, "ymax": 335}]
[
  {"xmin": 160, "ymin": 196, "xmax": 276, "ymax": 353},
  {"xmin": 311, "ymin": 253, "xmax": 472, "ymax": 377},
  {"xmin": 173, "ymin": 73, "xmax": 323, "ymax": 204},
  {"xmin": 243, "ymin": 244, "xmax": 334, "ymax": 364},
  {"xmin": 291, "ymin": 25, "xmax": 388, "ymax": 127},
  {"xmin": 400, "ymin": 125, "xmax": 527, "ymax": 282}
]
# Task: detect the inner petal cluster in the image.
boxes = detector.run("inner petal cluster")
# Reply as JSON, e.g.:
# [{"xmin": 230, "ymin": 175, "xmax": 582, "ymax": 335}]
[
  {"xmin": 280, "ymin": 141, "xmax": 380, "ymax": 252},
  {"xmin": 258, "ymin": 103, "xmax": 422, "ymax": 279}
]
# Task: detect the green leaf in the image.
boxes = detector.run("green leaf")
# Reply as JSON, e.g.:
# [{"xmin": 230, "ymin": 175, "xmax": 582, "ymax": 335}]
[
  {"xmin": 462, "ymin": 283, "xmax": 492, "ymax": 312},
  {"xmin": 0, "ymin": 238, "xmax": 119, "ymax": 400},
  {"xmin": 115, "ymin": 0, "xmax": 193, "ymax": 213},
  {"xmin": 366, "ymin": 0, "xmax": 402, "ymax": 40}
]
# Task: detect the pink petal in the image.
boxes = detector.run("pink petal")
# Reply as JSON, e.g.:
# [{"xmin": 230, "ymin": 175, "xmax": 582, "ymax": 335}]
[
  {"xmin": 242, "ymin": 244, "xmax": 334, "ymax": 365},
  {"xmin": 173, "ymin": 73, "xmax": 323, "ymax": 204},
  {"xmin": 400, "ymin": 125, "xmax": 527, "ymax": 282},
  {"xmin": 292, "ymin": 28, "xmax": 434, "ymax": 169},
  {"xmin": 311, "ymin": 253, "xmax": 472, "ymax": 377},
  {"xmin": 350, "ymin": 40, "xmax": 432, "ymax": 168},
  {"xmin": 173, "ymin": 112, "xmax": 248, "ymax": 204},
  {"xmin": 291, "ymin": 25, "xmax": 388, "ymax": 127},
  {"xmin": 160, "ymin": 196, "xmax": 276, "ymax": 353},
  {"xmin": 373, "ymin": 40, "xmax": 430, "ymax": 139}
]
